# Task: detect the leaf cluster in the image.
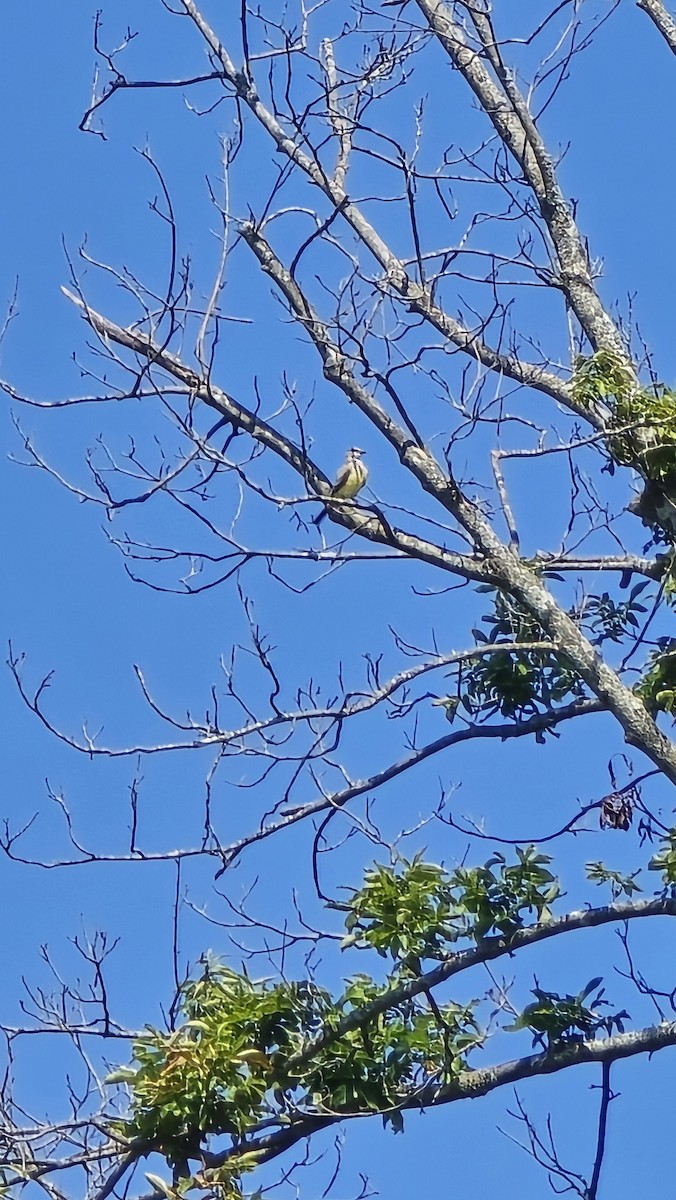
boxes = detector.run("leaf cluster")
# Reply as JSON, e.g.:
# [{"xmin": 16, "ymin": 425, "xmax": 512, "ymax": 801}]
[
  {"xmin": 440, "ymin": 584, "xmax": 650, "ymax": 729},
  {"xmin": 343, "ymin": 846, "xmax": 560, "ymax": 961},
  {"xmin": 579, "ymin": 583, "xmax": 649, "ymax": 646},
  {"xmin": 107, "ymin": 938, "xmax": 484, "ymax": 1163},
  {"xmin": 107, "ymin": 961, "xmax": 332, "ymax": 1151},
  {"xmin": 572, "ymin": 352, "xmax": 676, "ymax": 547},
  {"xmin": 574, "ymin": 350, "xmax": 676, "ymax": 497},
  {"xmin": 571, "ymin": 349, "xmax": 635, "ymax": 411},
  {"xmin": 106, "ymin": 848, "xmax": 639, "ymax": 1195},
  {"xmin": 454, "ymin": 592, "xmax": 585, "ymax": 723},
  {"xmin": 585, "ymin": 861, "xmax": 642, "ymax": 900},
  {"xmin": 648, "ymin": 826, "xmax": 676, "ymax": 887},
  {"xmin": 302, "ymin": 974, "xmax": 481, "ymax": 1130},
  {"xmin": 634, "ymin": 638, "xmax": 676, "ymax": 715},
  {"xmin": 507, "ymin": 978, "xmax": 629, "ymax": 1048},
  {"xmin": 612, "ymin": 384, "xmax": 676, "ymax": 485}
]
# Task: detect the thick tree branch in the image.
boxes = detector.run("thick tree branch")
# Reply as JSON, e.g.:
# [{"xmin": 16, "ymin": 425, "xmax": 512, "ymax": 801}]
[
  {"xmin": 637, "ymin": 0, "xmax": 676, "ymax": 53},
  {"xmin": 285, "ymin": 895, "xmax": 676, "ymax": 1074},
  {"xmin": 213, "ymin": 1021, "xmax": 676, "ymax": 1171},
  {"xmin": 428, "ymin": 1021, "xmax": 676, "ymax": 1104},
  {"xmin": 414, "ymin": 0, "xmax": 626, "ymax": 358},
  {"xmin": 238, "ymin": 223, "xmax": 676, "ymax": 786},
  {"xmin": 61, "ymin": 287, "xmax": 486, "ymax": 581},
  {"xmin": 176, "ymin": 0, "xmax": 580, "ymax": 414}
]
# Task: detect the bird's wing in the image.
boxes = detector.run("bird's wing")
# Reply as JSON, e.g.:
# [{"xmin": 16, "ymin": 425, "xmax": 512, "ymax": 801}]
[{"xmin": 331, "ymin": 461, "xmax": 352, "ymax": 494}]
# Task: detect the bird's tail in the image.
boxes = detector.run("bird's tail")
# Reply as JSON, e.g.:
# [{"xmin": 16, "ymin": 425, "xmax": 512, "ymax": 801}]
[{"xmin": 313, "ymin": 508, "xmax": 327, "ymax": 526}]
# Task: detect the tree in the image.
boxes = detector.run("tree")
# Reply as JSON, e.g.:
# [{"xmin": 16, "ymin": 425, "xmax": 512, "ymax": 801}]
[{"xmin": 4, "ymin": 1, "xmax": 676, "ymax": 1197}]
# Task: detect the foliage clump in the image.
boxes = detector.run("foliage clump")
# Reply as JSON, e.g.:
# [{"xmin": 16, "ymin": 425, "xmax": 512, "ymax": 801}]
[
  {"xmin": 612, "ymin": 384, "xmax": 676, "ymax": 486},
  {"xmin": 580, "ymin": 584, "xmax": 649, "ymax": 646},
  {"xmin": 573, "ymin": 350, "xmax": 676, "ymax": 531},
  {"xmin": 108, "ymin": 850, "xmax": 561, "ymax": 1157},
  {"xmin": 634, "ymin": 638, "xmax": 676, "ymax": 715},
  {"xmin": 107, "ymin": 954, "xmax": 482, "ymax": 1173},
  {"xmin": 105, "ymin": 849, "xmax": 635, "ymax": 1197},
  {"xmin": 571, "ymin": 349, "xmax": 636, "ymax": 412},
  {"xmin": 112, "ymin": 844, "xmax": 557, "ymax": 1172},
  {"xmin": 442, "ymin": 591, "xmax": 585, "ymax": 725},
  {"xmin": 648, "ymin": 826, "xmax": 676, "ymax": 888},
  {"xmin": 585, "ymin": 861, "xmax": 642, "ymax": 899},
  {"xmin": 106, "ymin": 963, "xmax": 330, "ymax": 1148},
  {"xmin": 343, "ymin": 848, "xmax": 560, "ymax": 963},
  {"xmin": 508, "ymin": 978, "xmax": 628, "ymax": 1049},
  {"xmin": 438, "ymin": 585, "xmax": 655, "ymax": 730}
]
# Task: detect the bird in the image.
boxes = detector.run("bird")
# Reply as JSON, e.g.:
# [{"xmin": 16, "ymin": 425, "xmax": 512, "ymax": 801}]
[{"xmin": 313, "ymin": 447, "xmax": 368, "ymax": 526}]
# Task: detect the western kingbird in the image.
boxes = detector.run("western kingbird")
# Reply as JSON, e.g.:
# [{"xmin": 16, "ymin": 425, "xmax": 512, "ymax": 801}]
[{"xmin": 313, "ymin": 447, "xmax": 368, "ymax": 525}]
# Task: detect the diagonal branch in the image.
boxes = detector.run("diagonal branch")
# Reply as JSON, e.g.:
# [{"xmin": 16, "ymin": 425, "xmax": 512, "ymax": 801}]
[
  {"xmin": 176, "ymin": 0, "xmax": 580, "ymax": 415},
  {"xmin": 238, "ymin": 223, "xmax": 676, "ymax": 786},
  {"xmin": 284, "ymin": 895, "xmax": 676, "ymax": 1074},
  {"xmin": 414, "ymin": 0, "xmax": 626, "ymax": 358},
  {"xmin": 430, "ymin": 1021, "xmax": 676, "ymax": 1105},
  {"xmin": 211, "ymin": 1021, "xmax": 676, "ymax": 1171},
  {"xmin": 637, "ymin": 0, "xmax": 676, "ymax": 54},
  {"xmin": 60, "ymin": 287, "xmax": 485, "ymax": 581}
]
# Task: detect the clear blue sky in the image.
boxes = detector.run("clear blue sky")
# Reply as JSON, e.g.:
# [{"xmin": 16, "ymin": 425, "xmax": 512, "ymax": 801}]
[{"xmin": 2, "ymin": 2, "xmax": 676, "ymax": 1196}]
